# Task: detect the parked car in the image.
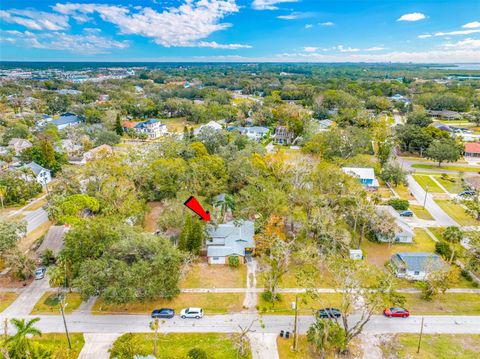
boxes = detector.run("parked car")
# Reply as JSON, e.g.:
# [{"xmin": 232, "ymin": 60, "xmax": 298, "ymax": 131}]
[
  {"xmin": 459, "ymin": 190, "xmax": 476, "ymax": 197},
  {"xmin": 151, "ymin": 308, "xmax": 175, "ymax": 319},
  {"xmin": 399, "ymin": 210, "xmax": 413, "ymax": 217},
  {"xmin": 180, "ymin": 307, "xmax": 204, "ymax": 319},
  {"xmin": 318, "ymin": 308, "xmax": 341, "ymax": 319},
  {"xmin": 383, "ymin": 307, "xmax": 410, "ymax": 318},
  {"xmin": 34, "ymin": 267, "xmax": 46, "ymax": 280}
]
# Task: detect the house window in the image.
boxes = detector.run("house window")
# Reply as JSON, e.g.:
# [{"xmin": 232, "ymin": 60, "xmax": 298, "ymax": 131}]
[
  {"xmin": 212, "ymin": 257, "xmax": 219, "ymax": 260},
  {"xmin": 414, "ymin": 271, "xmax": 420, "ymax": 275}
]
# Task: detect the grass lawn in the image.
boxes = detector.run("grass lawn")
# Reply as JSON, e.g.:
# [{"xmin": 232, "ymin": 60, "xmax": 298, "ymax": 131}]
[
  {"xmin": 93, "ymin": 292, "xmax": 244, "ymax": 315},
  {"xmin": 382, "ymin": 334, "xmax": 480, "ymax": 359},
  {"xmin": 31, "ymin": 292, "xmax": 83, "ymax": 315},
  {"xmin": 361, "ymin": 229, "xmax": 435, "ymax": 267},
  {"xmin": 403, "ymin": 292, "xmax": 480, "ymax": 315},
  {"xmin": 394, "ymin": 185, "xmax": 415, "ymax": 201},
  {"xmin": 433, "ymin": 175, "xmax": 464, "ymax": 194},
  {"xmin": 435, "ymin": 200, "xmax": 478, "ymax": 226},
  {"xmin": 412, "ymin": 175, "xmax": 444, "ymax": 193},
  {"xmin": 161, "ymin": 117, "xmax": 199, "ymax": 133},
  {"xmin": 410, "ymin": 204, "xmax": 434, "ymax": 220},
  {"xmin": 277, "ymin": 335, "xmax": 362, "ymax": 359},
  {"xmin": 0, "ymin": 292, "xmax": 18, "ymax": 312},
  {"xmin": 256, "ymin": 262, "xmax": 334, "ymax": 289},
  {"xmin": 110, "ymin": 333, "xmax": 250, "ymax": 359},
  {"xmin": 180, "ymin": 260, "xmax": 247, "ymax": 288},
  {"xmin": 412, "ymin": 164, "xmax": 480, "ymax": 172},
  {"xmin": 31, "ymin": 333, "xmax": 85, "ymax": 359},
  {"xmin": 18, "ymin": 221, "xmax": 52, "ymax": 252},
  {"xmin": 258, "ymin": 292, "xmax": 342, "ymax": 315}
]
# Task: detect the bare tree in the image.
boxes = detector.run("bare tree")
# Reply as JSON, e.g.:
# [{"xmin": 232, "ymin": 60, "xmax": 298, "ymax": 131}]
[{"xmin": 236, "ymin": 319, "xmax": 257, "ymax": 357}]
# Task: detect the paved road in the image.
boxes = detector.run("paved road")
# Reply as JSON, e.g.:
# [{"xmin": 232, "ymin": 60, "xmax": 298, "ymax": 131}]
[
  {"xmin": 407, "ymin": 175, "xmax": 458, "ymax": 226},
  {"xmin": 392, "ymin": 111, "xmax": 404, "ymax": 127},
  {"xmin": 24, "ymin": 208, "xmax": 49, "ymax": 233},
  {"xmin": 1, "ymin": 313, "xmax": 480, "ymax": 335},
  {"xmin": 2, "ymin": 276, "xmax": 51, "ymax": 316}
]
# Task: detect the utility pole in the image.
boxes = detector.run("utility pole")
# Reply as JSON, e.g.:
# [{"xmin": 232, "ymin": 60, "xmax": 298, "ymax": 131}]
[
  {"xmin": 293, "ymin": 294, "xmax": 299, "ymax": 352},
  {"xmin": 60, "ymin": 297, "xmax": 72, "ymax": 350},
  {"xmin": 417, "ymin": 317, "xmax": 425, "ymax": 354},
  {"xmin": 423, "ymin": 185, "xmax": 429, "ymax": 208}
]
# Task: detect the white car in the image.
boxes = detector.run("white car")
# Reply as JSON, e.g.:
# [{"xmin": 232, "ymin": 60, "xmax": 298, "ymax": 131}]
[{"xmin": 180, "ymin": 307, "xmax": 204, "ymax": 319}]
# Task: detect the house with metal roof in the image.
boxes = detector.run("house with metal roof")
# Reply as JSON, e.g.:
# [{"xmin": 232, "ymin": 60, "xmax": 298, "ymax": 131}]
[
  {"xmin": 206, "ymin": 220, "xmax": 255, "ymax": 265},
  {"xmin": 133, "ymin": 119, "xmax": 168, "ymax": 139},
  {"xmin": 375, "ymin": 206, "xmax": 414, "ymax": 243},
  {"xmin": 390, "ymin": 252, "xmax": 447, "ymax": 280},
  {"xmin": 342, "ymin": 167, "xmax": 379, "ymax": 189},
  {"xmin": 51, "ymin": 113, "xmax": 83, "ymax": 130},
  {"xmin": 23, "ymin": 162, "xmax": 51, "ymax": 185},
  {"xmin": 8, "ymin": 138, "xmax": 32, "ymax": 155}
]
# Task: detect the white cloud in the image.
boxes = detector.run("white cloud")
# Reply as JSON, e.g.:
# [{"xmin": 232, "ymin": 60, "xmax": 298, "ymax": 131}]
[
  {"xmin": 443, "ymin": 38, "xmax": 480, "ymax": 50},
  {"xmin": 252, "ymin": 0, "xmax": 299, "ymax": 10},
  {"xmin": 434, "ymin": 29, "xmax": 480, "ymax": 36},
  {"xmin": 336, "ymin": 45, "xmax": 360, "ymax": 53},
  {"xmin": 365, "ymin": 46, "xmax": 385, "ymax": 51},
  {"xmin": 0, "ymin": 9, "xmax": 69, "ymax": 30},
  {"xmin": 303, "ymin": 46, "xmax": 318, "ymax": 52},
  {"xmin": 53, "ymin": 1, "xmax": 242, "ymax": 48},
  {"xmin": 0, "ymin": 30, "xmax": 128, "ymax": 54},
  {"xmin": 196, "ymin": 41, "xmax": 252, "ymax": 49},
  {"xmin": 319, "ymin": 21, "xmax": 334, "ymax": 26},
  {"xmin": 397, "ymin": 12, "xmax": 426, "ymax": 22},
  {"xmin": 418, "ymin": 34, "xmax": 432, "ymax": 39},
  {"xmin": 305, "ymin": 24, "xmax": 313, "ymax": 29},
  {"xmin": 462, "ymin": 21, "xmax": 480, "ymax": 29}
]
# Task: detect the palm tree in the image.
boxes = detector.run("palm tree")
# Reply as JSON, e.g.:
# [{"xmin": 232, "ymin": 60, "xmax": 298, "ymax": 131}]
[
  {"xmin": 6, "ymin": 317, "xmax": 42, "ymax": 358},
  {"xmin": 214, "ymin": 194, "xmax": 235, "ymax": 223}
]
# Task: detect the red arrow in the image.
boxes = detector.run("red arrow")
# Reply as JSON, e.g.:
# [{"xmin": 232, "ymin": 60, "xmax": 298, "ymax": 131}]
[{"xmin": 184, "ymin": 196, "xmax": 211, "ymax": 221}]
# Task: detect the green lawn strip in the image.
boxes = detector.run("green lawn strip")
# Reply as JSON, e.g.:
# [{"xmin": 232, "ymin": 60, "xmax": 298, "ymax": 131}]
[
  {"xmin": 403, "ymin": 292, "xmax": 480, "ymax": 315},
  {"xmin": 256, "ymin": 261, "xmax": 334, "ymax": 288},
  {"xmin": 110, "ymin": 333, "xmax": 250, "ymax": 359},
  {"xmin": 435, "ymin": 200, "xmax": 478, "ymax": 226},
  {"xmin": 32, "ymin": 333, "xmax": 85, "ymax": 359},
  {"xmin": 410, "ymin": 204, "xmax": 434, "ymax": 220},
  {"xmin": 277, "ymin": 335, "xmax": 363, "ymax": 359},
  {"xmin": 180, "ymin": 262, "xmax": 247, "ymax": 288},
  {"xmin": 0, "ymin": 292, "xmax": 18, "ymax": 312},
  {"xmin": 382, "ymin": 334, "xmax": 480, "ymax": 359},
  {"xmin": 392, "ymin": 184, "xmax": 415, "ymax": 200},
  {"xmin": 431, "ymin": 175, "xmax": 464, "ymax": 194},
  {"xmin": 161, "ymin": 117, "xmax": 199, "ymax": 132},
  {"xmin": 412, "ymin": 175, "xmax": 444, "ymax": 193},
  {"xmin": 412, "ymin": 164, "xmax": 479, "ymax": 172},
  {"xmin": 258, "ymin": 292, "xmax": 342, "ymax": 315},
  {"xmin": 30, "ymin": 292, "xmax": 82, "ymax": 315},
  {"xmin": 92, "ymin": 292, "xmax": 244, "ymax": 315}
]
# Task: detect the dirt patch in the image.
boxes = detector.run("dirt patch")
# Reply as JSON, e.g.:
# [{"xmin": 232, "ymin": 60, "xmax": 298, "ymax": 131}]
[
  {"xmin": 0, "ymin": 273, "xmax": 33, "ymax": 288},
  {"xmin": 143, "ymin": 201, "xmax": 165, "ymax": 233}
]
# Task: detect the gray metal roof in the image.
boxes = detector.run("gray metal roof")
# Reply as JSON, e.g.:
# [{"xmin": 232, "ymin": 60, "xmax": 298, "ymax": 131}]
[
  {"xmin": 206, "ymin": 220, "xmax": 255, "ymax": 257},
  {"xmin": 391, "ymin": 252, "xmax": 446, "ymax": 272},
  {"xmin": 25, "ymin": 162, "xmax": 48, "ymax": 176}
]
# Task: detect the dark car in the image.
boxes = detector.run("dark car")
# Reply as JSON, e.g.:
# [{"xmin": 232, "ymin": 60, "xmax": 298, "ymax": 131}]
[
  {"xmin": 383, "ymin": 307, "xmax": 410, "ymax": 318},
  {"xmin": 459, "ymin": 190, "xmax": 476, "ymax": 197},
  {"xmin": 318, "ymin": 308, "xmax": 341, "ymax": 319},
  {"xmin": 399, "ymin": 210, "xmax": 413, "ymax": 217},
  {"xmin": 151, "ymin": 308, "xmax": 175, "ymax": 319}
]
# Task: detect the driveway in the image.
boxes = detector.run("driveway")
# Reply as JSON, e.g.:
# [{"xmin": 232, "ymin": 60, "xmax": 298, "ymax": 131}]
[
  {"xmin": 79, "ymin": 333, "xmax": 121, "ymax": 359},
  {"xmin": 2, "ymin": 276, "xmax": 51, "ymax": 316},
  {"xmin": 407, "ymin": 175, "xmax": 458, "ymax": 227},
  {"xmin": 24, "ymin": 208, "xmax": 49, "ymax": 233}
]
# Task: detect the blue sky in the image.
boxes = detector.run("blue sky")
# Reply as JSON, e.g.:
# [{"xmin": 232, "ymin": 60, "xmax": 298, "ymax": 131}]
[{"xmin": 0, "ymin": 0, "xmax": 479, "ymax": 62}]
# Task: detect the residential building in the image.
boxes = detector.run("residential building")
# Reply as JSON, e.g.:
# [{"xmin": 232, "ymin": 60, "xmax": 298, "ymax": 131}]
[
  {"xmin": 56, "ymin": 139, "xmax": 82, "ymax": 155},
  {"xmin": 426, "ymin": 110, "xmax": 463, "ymax": 120},
  {"xmin": 390, "ymin": 252, "xmax": 446, "ymax": 280},
  {"xmin": 464, "ymin": 142, "xmax": 480, "ymax": 158},
  {"xmin": 227, "ymin": 126, "xmax": 269, "ymax": 141},
  {"xmin": 349, "ymin": 249, "xmax": 363, "ymax": 260},
  {"xmin": 23, "ymin": 162, "xmax": 51, "ymax": 185},
  {"xmin": 8, "ymin": 138, "xmax": 32, "ymax": 154},
  {"xmin": 432, "ymin": 122, "xmax": 453, "ymax": 133},
  {"xmin": 51, "ymin": 113, "xmax": 83, "ymax": 130},
  {"xmin": 273, "ymin": 126, "xmax": 294, "ymax": 145},
  {"xmin": 375, "ymin": 206, "xmax": 414, "ymax": 243},
  {"xmin": 206, "ymin": 220, "xmax": 255, "ymax": 265},
  {"xmin": 82, "ymin": 144, "xmax": 113, "ymax": 163},
  {"xmin": 342, "ymin": 167, "xmax": 379, "ymax": 189},
  {"xmin": 133, "ymin": 119, "xmax": 168, "ymax": 139},
  {"xmin": 194, "ymin": 120, "xmax": 223, "ymax": 136}
]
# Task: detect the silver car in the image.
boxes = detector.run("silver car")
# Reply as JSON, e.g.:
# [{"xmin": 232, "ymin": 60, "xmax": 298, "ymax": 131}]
[{"xmin": 35, "ymin": 267, "xmax": 46, "ymax": 280}]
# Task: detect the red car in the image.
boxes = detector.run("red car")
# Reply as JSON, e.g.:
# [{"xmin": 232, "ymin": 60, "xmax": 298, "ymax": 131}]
[{"xmin": 383, "ymin": 307, "xmax": 410, "ymax": 318}]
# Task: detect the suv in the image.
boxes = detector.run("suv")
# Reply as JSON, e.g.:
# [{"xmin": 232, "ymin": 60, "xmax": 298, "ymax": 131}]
[
  {"xmin": 35, "ymin": 267, "xmax": 46, "ymax": 280},
  {"xmin": 399, "ymin": 210, "xmax": 413, "ymax": 217},
  {"xmin": 318, "ymin": 308, "xmax": 341, "ymax": 319},
  {"xmin": 180, "ymin": 308, "xmax": 204, "ymax": 319},
  {"xmin": 151, "ymin": 308, "xmax": 175, "ymax": 319}
]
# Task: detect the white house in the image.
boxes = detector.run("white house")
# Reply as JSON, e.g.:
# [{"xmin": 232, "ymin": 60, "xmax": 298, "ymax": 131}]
[
  {"xmin": 82, "ymin": 144, "xmax": 113, "ymax": 164},
  {"xmin": 194, "ymin": 121, "xmax": 223, "ymax": 136},
  {"xmin": 375, "ymin": 206, "xmax": 414, "ymax": 243},
  {"xmin": 24, "ymin": 162, "xmax": 51, "ymax": 185},
  {"xmin": 133, "ymin": 119, "xmax": 168, "ymax": 139},
  {"xmin": 206, "ymin": 220, "xmax": 255, "ymax": 265},
  {"xmin": 8, "ymin": 138, "xmax": 32, "ymax": 155},
  {"xmin": 342, "ymin": 167, "xmax": 379, "ymax": 189},
  {"xmin": 390, "ymin": 252, "xmax": 446, "ymax": 280}
]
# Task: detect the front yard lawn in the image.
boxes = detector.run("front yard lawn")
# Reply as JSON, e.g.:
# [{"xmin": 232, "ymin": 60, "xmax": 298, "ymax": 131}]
[
  {"xmin": 435, "ymin": 200, "xmax": 478, "ymax": 226},
  {"xmin": 433, "ymin": 175, "xmax": 464, "ymax": 194},
  {"xmin": 382, "ymin": 334, "xmax": 480, "ymax": 359},
  {"xmin": 412, "ymin": 175, "xmax": 444, "ymax": 193},
  {"xmin": 32, "ymin": 333, "xmax": 85, "ymax": 359},
  {"xmin": 412, "ymin": 164, "xmax": 479, "ymax": 172},
  {"xmin": 0, "ymin": 292, "xmax": 18, "ymax": 312},
  {"xmin": 277, "ymin": 335, "xmax": 362, "ymax": 359},
  {"xmin": 180, "ymin": 260, "xmax": 247, "ymax": 288},
  {"xmin": 403, "ymin": 292, "xmax": 480, "ymax": 315},
  {"xmin": 393, "ymin": 185, "xmax": 415, "ymax": 201},
  {"xmin": 110, "ymin": 333, "xmax": 250, "ymax": 359},
  {"xmin": 258, "ymin": 292, "xmax": 342, "ymax": 315},
  {"xmin": 93, "ymin": 292, "xmax": 244, "ymax": 315},
  {"xmin": 410, "ymin": 204, "xmax": 434, "ymax": 220},
  {"xmin": 31, "ymin": 292, "xmax": 83, "ymax": 315},
  {"xmin": 361, "ymin": 229, "xmax": 435, "ymax": 267}
]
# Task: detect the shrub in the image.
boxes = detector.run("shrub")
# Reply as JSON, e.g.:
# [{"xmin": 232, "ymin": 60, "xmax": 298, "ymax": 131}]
[
  {"xmin": 188, "ymin": 348, "xmax": 208, "ymax": 359},
  {"xmin": 228, "ymin": 256, "xmax": 239, "ymax": 268},
  {"xmin": 41, "ymin": 249, "xmax": 56, "ymax": 266},
  {"xmin": 435, "ymin": 241, "xmax": 453, "ymax": 260},
  {"xmin": 387, "ymin": 199, "xmax": 409, "ymax": 211}
]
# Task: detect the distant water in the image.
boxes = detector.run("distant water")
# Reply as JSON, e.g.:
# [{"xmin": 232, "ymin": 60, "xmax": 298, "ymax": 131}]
[{"xmin": 432, "ymin": 63, "xmax": 480, "ymax": 70}]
